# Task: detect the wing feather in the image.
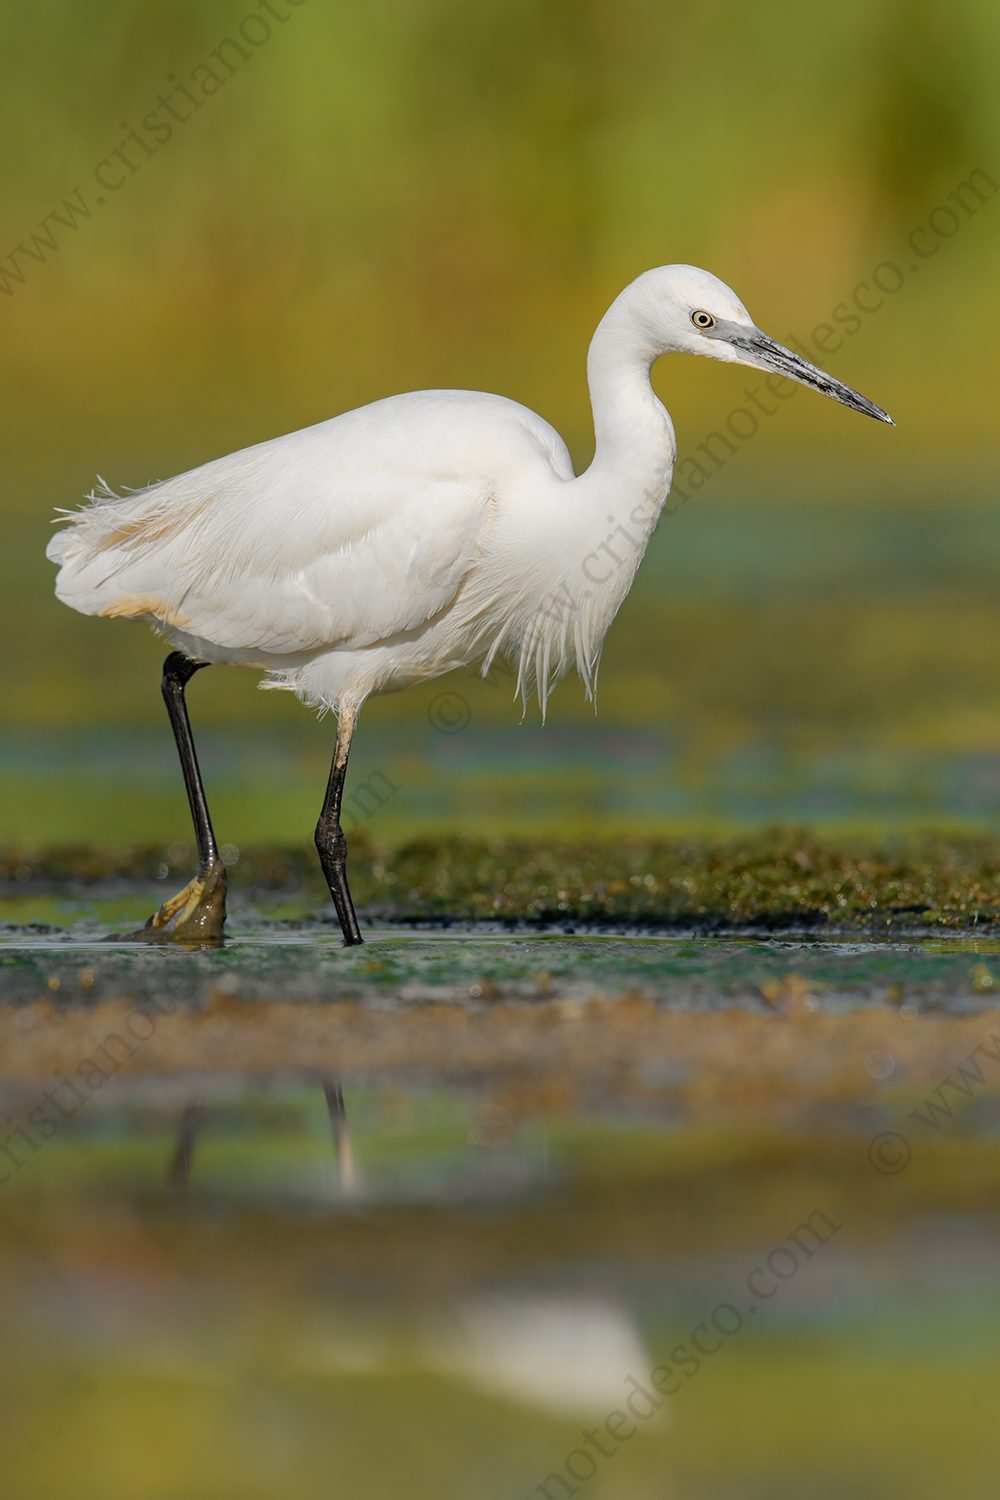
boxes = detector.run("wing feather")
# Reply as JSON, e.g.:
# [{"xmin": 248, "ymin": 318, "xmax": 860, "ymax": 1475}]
[{"xmin": 46, "ymin": 389, "xmax": 571, "ymax": 656}]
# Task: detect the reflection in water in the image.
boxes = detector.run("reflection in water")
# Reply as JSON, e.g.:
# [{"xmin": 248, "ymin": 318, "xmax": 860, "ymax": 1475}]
[
  {"xmin": 430, "ymin": 1295, "xmax": 653, "ymax": 1417},
  {"xmin": 165, "ymin": 1080, "xmax": 359, "ymax": 1197},
  {"xmin": 293, "ymin": 1293, "xmax": 652, "ymax": 1419},
  {"xmin": 0, "ymin": 1041, "xmax": 998, "ymax": 1495},
  {"xmin": 322, "ymin": 1078, "xmax": 357, "ymax": 1195},
  {"xmin": 167, "ymin": 1099, "xmax": 203, "ymax": 1187}
]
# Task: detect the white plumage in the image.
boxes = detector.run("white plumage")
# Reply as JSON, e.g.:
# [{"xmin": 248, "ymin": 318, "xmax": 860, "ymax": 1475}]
[
  {"xmin": 49, "ymin": 389, "xmax": 594, "ymax": 713},
  {"xmin": 48, "ymin": 264, "xmax": 892, "ymax": 943}
]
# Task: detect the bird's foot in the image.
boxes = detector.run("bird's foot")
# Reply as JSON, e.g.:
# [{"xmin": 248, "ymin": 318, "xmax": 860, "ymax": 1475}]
[{"xmin": 120, "ymin": 860, "xmax": 228, "ymax": 946}]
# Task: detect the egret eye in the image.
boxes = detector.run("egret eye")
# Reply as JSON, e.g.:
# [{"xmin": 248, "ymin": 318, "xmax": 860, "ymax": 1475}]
[{"xmin": 691, "ymin": 310, "xmax": 715, "ymax": 329}]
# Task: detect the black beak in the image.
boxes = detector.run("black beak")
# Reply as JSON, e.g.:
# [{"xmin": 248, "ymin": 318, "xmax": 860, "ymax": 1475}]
[{"xmin": 727, "ymin": 327, "xmax": 895, "ymax": 425}]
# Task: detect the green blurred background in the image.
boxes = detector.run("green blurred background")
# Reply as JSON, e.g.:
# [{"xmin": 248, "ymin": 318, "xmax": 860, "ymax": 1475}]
[{"xmin": 3, "ymin": 0, "xmax": 1000, "ymax": 849}]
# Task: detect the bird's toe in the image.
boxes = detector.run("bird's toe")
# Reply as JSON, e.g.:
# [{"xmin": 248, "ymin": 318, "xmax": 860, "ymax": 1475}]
[{"xmin": 119, "ymin": 861, "xmax": 228, "ymax": 946}]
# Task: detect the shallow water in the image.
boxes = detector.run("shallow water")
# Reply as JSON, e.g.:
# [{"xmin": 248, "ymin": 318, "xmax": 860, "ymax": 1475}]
[
  {"xmin": 3, "ymin": 895, "xmax": 1000, "ymax": 1498},
  {"xmin": 3, "ymin": 883, "xmax": 1000, "ymax": 1012}
]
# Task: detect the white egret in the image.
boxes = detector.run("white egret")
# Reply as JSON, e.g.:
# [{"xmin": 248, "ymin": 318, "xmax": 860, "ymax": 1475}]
[{"xmin": 47, "ymin": 264, "xmax": 893, "ymax": 945}]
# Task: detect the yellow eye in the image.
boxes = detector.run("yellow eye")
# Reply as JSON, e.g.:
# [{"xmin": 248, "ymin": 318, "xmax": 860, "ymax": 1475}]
[{"xmin": 692, "ymin": 310, "xmax": 715, "ymax": 329}]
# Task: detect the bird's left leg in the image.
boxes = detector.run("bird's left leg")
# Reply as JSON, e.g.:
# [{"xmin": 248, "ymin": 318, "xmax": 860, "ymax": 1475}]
[
  {"xmin": 135, "ymin": 653, "xmax": 228, "ymax": 944},
  {"xmin": 167, "ymin": 1100, "xmax": 203, "ymax": 1187},
  {"xmin": 315, "ymin": 706, "xmax": 364, "ymax": 945}
]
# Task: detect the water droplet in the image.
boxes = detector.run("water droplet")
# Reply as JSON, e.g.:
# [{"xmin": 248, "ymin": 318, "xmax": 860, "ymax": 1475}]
[{"xmin": 865, "ymin": 1048, "xmax": 895, "ymax": 1079}]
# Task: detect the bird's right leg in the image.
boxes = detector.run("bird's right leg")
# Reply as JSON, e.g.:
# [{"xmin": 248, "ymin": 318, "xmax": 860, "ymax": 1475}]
[
  {"xmin": 134, "ymin": 653, "xmax": 228, "ymax": 944},
  {"xmin": 315, "ymin": 706, "xmax": 364, "ymax": 945}
]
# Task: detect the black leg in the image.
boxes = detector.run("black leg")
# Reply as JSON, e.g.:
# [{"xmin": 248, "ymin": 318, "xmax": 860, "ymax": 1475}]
[
  {"xmin": 167, "ymin": 1101, "xmax": 203, "ymax": 1187},
  {"xmin": 322, "ymin": 1078, "xmax": 357, "ymax": 1192},
  {"xmin": 134, "ymin": 653, "xmax": 227, "ymax": 944},
  {"xmin": 161, "ymin": 653, "xmax": 219, "ymax": 875},
  {"xmin": 315, "ymin": 707, "xmax": 364, "ymax": 945}
]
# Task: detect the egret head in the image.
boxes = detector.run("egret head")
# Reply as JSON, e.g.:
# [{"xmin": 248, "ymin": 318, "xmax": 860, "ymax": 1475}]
[{"xmin": 630, "ymin": 264, "xmax": 894, "ymax": 424}]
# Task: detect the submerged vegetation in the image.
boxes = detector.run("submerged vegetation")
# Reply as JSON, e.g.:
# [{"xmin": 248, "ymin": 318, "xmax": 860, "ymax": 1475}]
[{"xmin": 7, "ymin": 828, "xmax": 1000, "ymax": 929}]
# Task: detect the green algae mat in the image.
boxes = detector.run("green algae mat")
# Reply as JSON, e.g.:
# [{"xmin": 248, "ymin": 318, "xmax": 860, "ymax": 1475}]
[{"xmin": 7, "ymin": 828, "xmax": 1000, "ymax": 930}]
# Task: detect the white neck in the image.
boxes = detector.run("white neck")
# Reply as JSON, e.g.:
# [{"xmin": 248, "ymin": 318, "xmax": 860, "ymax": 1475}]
[
  {"xmin": 580, "ymin": 295, "xmax": 676, "ymax": 507},
  {"xmin": 509, "ymin": 290, "xmax": 678, "ymax": 715}
]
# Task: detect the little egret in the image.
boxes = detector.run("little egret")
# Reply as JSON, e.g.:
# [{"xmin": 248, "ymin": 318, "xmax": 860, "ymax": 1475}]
[{"xmin": 48, "ymin": 265, "xmax": 893, "ymax": 945}]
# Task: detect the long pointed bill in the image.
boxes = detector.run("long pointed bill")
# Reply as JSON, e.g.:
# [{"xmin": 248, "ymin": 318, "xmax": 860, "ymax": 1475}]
[{"xmin": 727, "ymin": 327, "xmax": 895, "ymax": 425}]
